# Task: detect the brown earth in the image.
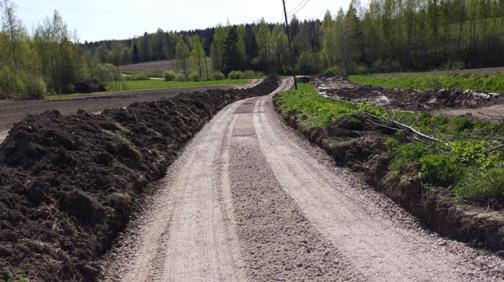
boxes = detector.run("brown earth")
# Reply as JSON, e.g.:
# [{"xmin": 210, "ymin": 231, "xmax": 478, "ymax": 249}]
[
  {"xmin": 0, "ymin": 76, "xmax": 280, "ymax": 281},
  {"xmin": 314, "ymin": 76, "xmax": 504, "ymax": 113},
  {"xmin": 0, "ymin": 85, "xmax": 240, "ymax": 134},
  {"xmin": 103, "ymin": 81, "xmax": 503, "ymax": 281}
]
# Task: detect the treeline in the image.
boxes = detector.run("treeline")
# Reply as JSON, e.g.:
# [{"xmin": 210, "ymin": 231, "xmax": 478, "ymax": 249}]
[
  {"xmin": 90, "ymin": 0, "xmax": 504, "ymax": 75},
  {"xmin": 0, "ymin": 0, "xmax": 116, "ymax": 99}
]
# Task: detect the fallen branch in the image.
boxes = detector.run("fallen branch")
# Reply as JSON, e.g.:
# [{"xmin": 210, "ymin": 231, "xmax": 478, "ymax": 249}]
[{"xmin": 364, "ymin": 113, "xmax": 444, "ymax": 143}]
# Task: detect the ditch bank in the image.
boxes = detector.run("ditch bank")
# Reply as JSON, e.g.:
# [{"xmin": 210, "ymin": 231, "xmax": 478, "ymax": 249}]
[
  {"xmin": 0, "ymin": 75, "xmax": 280, "ymax": 281},
  {"xmin": 273, "ymin": 94, "xmax": 504, "ymax": 257}
]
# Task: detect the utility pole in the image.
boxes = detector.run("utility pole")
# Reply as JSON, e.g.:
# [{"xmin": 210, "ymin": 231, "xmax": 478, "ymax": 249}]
[{"xmin": 282, "ymin": 0, "xmax": 298, "ymax": 90}]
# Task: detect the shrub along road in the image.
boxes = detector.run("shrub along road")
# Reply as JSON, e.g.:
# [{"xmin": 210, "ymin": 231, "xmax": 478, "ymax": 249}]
[{"xmin": 103, "ymin": 78, "xmax": 503, "ymax": 281}]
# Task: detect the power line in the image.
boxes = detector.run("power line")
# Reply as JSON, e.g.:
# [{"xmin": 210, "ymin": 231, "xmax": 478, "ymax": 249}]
[
  {"xmin": 288, "ymin": 0, "xmax": 311, "ymax": 16},
  {"xmin": 287, "ymin": 0, "xmax": 308, "ymax": 15}
]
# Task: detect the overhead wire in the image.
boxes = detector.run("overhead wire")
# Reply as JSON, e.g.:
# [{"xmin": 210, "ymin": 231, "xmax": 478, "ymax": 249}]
[
  {"xmin": 289, "ymin": 0, "xmax": 311, "ymax": 16},
  {"xmin": 287, "ymin": 0, "xmax": 309, "ymax": 16}
]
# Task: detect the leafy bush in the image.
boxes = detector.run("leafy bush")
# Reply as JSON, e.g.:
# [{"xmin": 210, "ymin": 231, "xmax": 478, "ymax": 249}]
[
  {"xmin": 242, "ymin": 70, "xmax": 264, "ymax": 79},
  {"xmin": 353, "ymin": 64, "xmax": 369, "ymax": 75},
  {"xmin": 455, "ymin": 168, "xmax": 504, "ymax": 201},
  {"xmin": 127, "ymin": 72, "xmax": 151, "ymax": 81},
  {"xmin": 228, "ymin": 71, "xmax": 244, "ymax": 80},
  {"xmin": 22, "ymin": 76, "xmax": 47, "ymax": 99},
  {"xmin": 296, "ymin": 51, "xmax": 322, "ymax": 74},
  {"xmin": 93, "ymin": 63, "xmax": 122, "ymax": 83},
  {"xmin": 420, "ymin": 154, "xmax": 463, "ymax": 187},
  {"xmin": 0, "ymin": 66, "xmax": 24, "ymax": 98},
  {"xmin": 75, "ymin": 80, "xmax": 106, "ymax": 93},
  {"xmin": 209, "ymin": 71, "xmax": 225, "ymax": 80},
  {"xmin": 163, "ymin": 70, "xmax": 176, "ymax": 81},
  {"xmin": 175, "ymin": 73, "xmax": 187, "ymax": 82},
  {"xmin": 188, "ymin": 72, "xmax": 201, "ymax": 82},
  {"xmin": 390, "ymin": 142, "xmax": 433, "ymax": 170}
]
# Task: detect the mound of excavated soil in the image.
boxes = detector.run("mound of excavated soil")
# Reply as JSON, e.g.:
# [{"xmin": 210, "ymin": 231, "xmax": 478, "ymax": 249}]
[
  {"xmin": 0, "ymin": 75, "xmax": 280, "ymax": 281},
  {"xmin": 314, "ymin": 77, "xmax": 504, "ymax": 111}
]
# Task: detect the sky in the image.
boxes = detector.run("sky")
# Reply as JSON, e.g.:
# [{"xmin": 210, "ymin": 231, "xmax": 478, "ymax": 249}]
[{"xmin": 14, "ymin": 0, "xmax": 353, "ymax": 42}]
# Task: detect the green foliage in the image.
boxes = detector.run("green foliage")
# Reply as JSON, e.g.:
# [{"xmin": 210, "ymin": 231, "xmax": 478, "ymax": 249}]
[
  {"xmin": 174, "ymin": 73, "xmax": 187, "ymax": 82},
  {"xmin": 228, "ymin": 71, "xmax": 244, "ymax": 80},
  {"xmin": 209, "ymin": 71, "xmax": 225, "ymax": 80},
  {"xmin": 163, "ymin": 70, "xmax": 176, "ymax": 81},
  {"xmin": 296, "ymin": 51, "xmax": 321, "ymax": 74},
  {"xmin": 455, "ymin": 167, "xmax": 504, "ymax": 202},
  {"xmin": 241, "ymin": 70, "xmax": 263, "ymax": 79},
  {"xmin": 277, "ymin": 82, "xmax": 504, "ymax": 205},
  {"xmin": 349, "ymin": 73, "xmax": 504, "ymax": 93},
  {"xmin": 188, "ymin": 72, "xmax": 201, "ymax": 82},
  {"xmin": 277, "ymin": 83, "xmax": 356, "ymax": 128},
  {"xmin": 93, "ymin": 63, "xmax": 122, "ymax": 82},
  {"xmin": 420, "ymin": 154, "xmax": 463, "ymax": 187},
  {"xmin": 127, "ymin": 72, "xmax": 151, "ymax": 81}
]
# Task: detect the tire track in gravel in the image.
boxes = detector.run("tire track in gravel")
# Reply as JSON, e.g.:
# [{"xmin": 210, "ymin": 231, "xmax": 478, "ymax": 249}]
[
  {"xmin": 227, "ymin": 97, "xmax": 360, "ymax": 281},
  {"xmin": 103, "ymin": 100, "xmax": 247, "ymax": 281},
  {"xmin": 254, "ymin": 91, "xmax": 504, "ymax": 281}
]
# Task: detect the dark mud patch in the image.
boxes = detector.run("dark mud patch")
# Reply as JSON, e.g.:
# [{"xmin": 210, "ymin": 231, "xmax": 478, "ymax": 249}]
[
  {"xmin": 0, "ymin": 75, "xmax": 280, "ymax": 281},
  {"xmin": 273, "ymin": 95, "xmax": 504, "ymax": 256},
  {"xmin": 314, "ymin": 76, "xmax": 504, "ymax": 111}
]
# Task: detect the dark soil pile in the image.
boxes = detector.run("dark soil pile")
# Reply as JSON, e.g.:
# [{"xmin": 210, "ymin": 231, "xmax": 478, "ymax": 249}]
[
  {"xmin": 273, "ymin": 96, "xmax": 504, "ymax": 256},
  {"xmin": 0, "ymin": 75, "xmax": 279, "ymax": 281},
  {"xmin": 315, "ymin": 77, "xmax": 504, "ymax": 111}
]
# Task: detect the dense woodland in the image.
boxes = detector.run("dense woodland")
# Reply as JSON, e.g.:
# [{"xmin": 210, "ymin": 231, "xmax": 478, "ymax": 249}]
[
  {"xmin": 88, "ymin": 0, "xmax": 504, "ymax": 75},
  {"xmin": 0, "ymin": 0, "xmax": 503, "ymax": 98}
]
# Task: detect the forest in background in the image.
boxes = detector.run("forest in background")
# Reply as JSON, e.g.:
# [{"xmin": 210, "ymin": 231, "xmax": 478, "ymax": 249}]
[
  {"xmin": 88, "ymin": 0, "xmax": 504, "ymax": 75},
  {"xmin": 0, "ymin": 0, "xmax": 503, "ymax": 99}
]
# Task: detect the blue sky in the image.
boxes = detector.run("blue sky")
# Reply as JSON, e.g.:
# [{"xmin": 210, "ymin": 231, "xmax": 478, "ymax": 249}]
[{"xmin": 14, "ymin": 0, "xmax": 353, "ymax": 42}]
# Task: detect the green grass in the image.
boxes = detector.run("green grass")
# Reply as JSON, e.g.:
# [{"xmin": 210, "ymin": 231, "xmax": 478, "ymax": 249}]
[
  {"xmin": 278, "ymin": 83, "xmax": 504, "ymax": 204},
  {"xmin": 107, "ymin": 79, "xmax": 251, "ymax": 91},
  {"xmin": 349, "ymin": 72, "xmax": 504, "ymax": 93},
  {"xmin": 46, "ymin": 79, "xmax": 252, "ymax": 101}
]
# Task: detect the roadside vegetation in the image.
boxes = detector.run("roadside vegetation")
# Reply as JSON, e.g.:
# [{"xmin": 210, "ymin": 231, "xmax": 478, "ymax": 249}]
[
  {"xmin": 349, "ymin": 72, "xmax": 504, "ymax": 93},
  {"xmin": 277, "ymin": 83, "xmax": 504, "ymax": 206}
]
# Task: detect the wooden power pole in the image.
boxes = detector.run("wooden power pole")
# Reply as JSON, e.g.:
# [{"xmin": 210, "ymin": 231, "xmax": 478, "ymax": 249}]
[{"xmin": 282, "ymin": 0, "xmax": 298, "ymax": 90}]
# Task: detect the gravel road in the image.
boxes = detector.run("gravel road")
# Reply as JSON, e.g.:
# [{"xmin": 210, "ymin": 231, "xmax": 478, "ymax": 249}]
[{"xmin": 103, "ymin": 79, "xmax": 504, "ymax": 281}]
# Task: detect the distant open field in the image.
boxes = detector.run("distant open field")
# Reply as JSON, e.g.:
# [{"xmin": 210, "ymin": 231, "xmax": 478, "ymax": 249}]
[
  {"xmin": 118, "ymin": 60, "xmax": 178, "ymax": 73},
  {"xmin": 104, "ymin": 79, "xmax": 253, "ymax": 92}
]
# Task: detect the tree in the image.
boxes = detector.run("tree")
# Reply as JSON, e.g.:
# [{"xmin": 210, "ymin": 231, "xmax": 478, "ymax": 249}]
[
  {"xmin": 132, "ymin": 42, "xmax": 140, "ymax": 64},
  {"xmin": 272, "ymin": 26, "xmax": 289, "ymax": 73},
  {"xmin": 0, "ymin": 0, "xmax": 22, "ymax": 68},
  {"xmin": 223, "ymin": 27, "xmax": 241, "ymax": 75},
  {"xmin": 254, "ymin": 19, "xmax": 273, "ymax": 72},
  {"xmin": 210, "ymin": 25, "xmax": 227, "ymax": 72},
  {"xmin": 190, "ymin": 35, "xmax": 206, "ymax": 78},
  {"xmin": 175, "ymin": 37, "xmax": 190, "ymax": 73}
]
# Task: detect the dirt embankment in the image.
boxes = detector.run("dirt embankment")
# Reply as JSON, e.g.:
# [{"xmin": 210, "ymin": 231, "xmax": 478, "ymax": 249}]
[
  {"xmin": 0, "ymin": 75, "xmax": 280, "ymax": 281},
  {"xmin": 273, "ymin": 95, "xmax": 504, "ymax": 257},
  {"xmin": 315, "ymin": 76, "xmax": 504, "ymax": 112}
]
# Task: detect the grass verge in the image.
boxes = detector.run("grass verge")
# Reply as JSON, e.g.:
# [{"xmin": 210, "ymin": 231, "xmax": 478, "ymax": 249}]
[
  {"xmin": 349, "ymin": 72, "xmax": 504, "ymax": 93},
  {"xmin": 277, "ymin": 83, "xmax": 504, "ymax": 205}
]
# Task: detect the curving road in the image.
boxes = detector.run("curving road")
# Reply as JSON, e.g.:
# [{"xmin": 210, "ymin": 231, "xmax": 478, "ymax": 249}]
[{"xmin": 103, "ymin": 79, "xmax": 504, "ymax": 281}]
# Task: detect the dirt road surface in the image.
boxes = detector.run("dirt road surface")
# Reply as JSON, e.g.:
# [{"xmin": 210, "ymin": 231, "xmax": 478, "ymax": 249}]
[{"xmin": 103, "ymin": 78, "xmax": 503, "ymax": 281}]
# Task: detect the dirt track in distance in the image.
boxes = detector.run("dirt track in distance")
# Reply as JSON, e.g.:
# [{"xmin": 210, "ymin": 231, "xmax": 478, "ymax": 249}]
[{"xmin": 103, "ymin": 79, "xmax": 504, "ymax": 281}]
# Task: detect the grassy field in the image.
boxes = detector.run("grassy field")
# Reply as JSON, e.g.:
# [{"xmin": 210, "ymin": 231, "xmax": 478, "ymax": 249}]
[
  {"xmin": 277, "ymin": 83, "xmax": 504, "ymax": 204},
  {"xmin": 107, "ymin": 79, "xmax": 252, "ymax": 91},
  {"xmin": 349, "ymin": 72, "xmax": 504, "ymax": 93}
]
